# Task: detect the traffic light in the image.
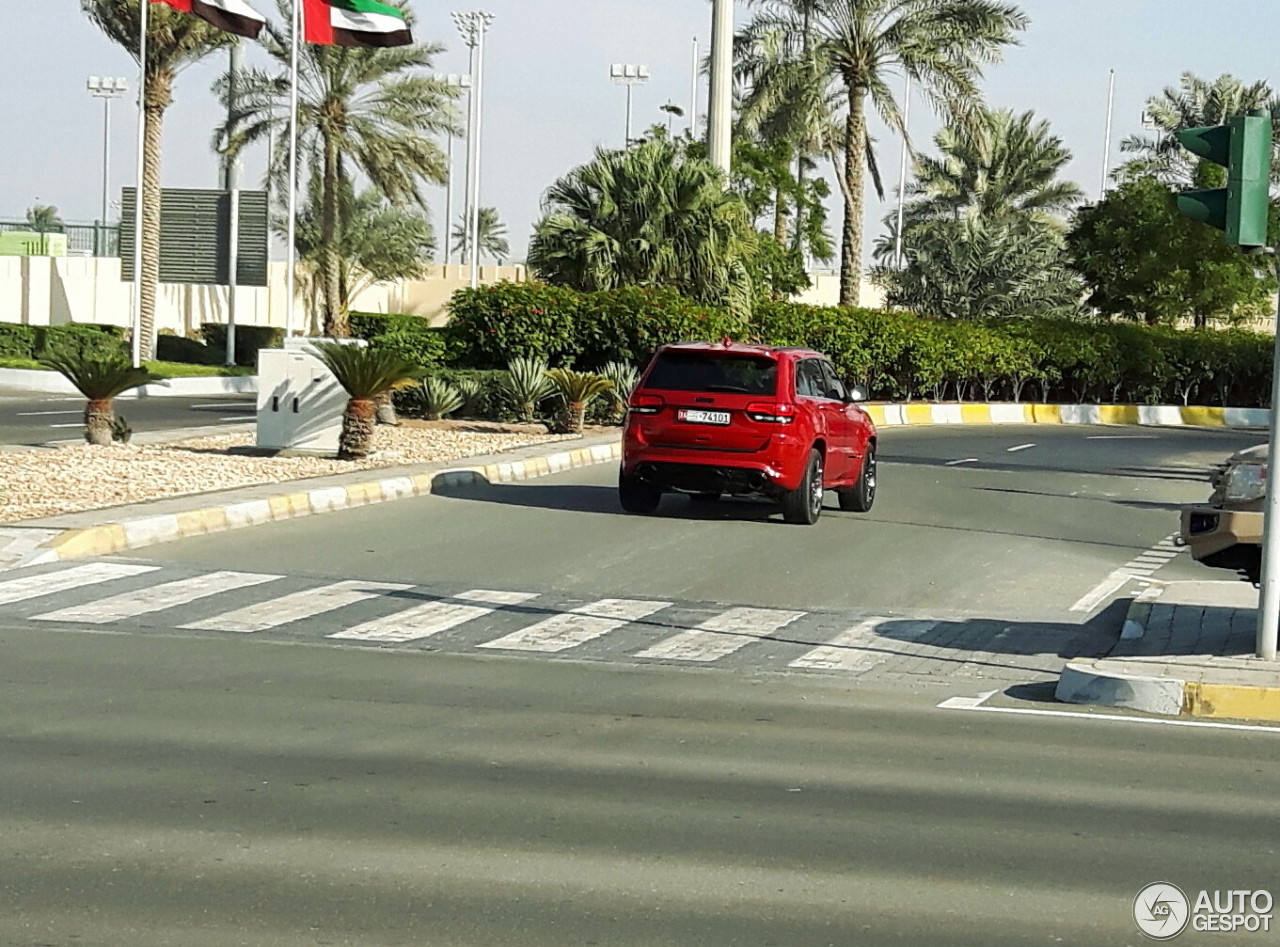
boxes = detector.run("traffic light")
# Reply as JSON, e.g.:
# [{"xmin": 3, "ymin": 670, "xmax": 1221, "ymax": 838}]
[{"xmin": 1175, "ymin": 108, "xmax": 1272, "ymax": 250}]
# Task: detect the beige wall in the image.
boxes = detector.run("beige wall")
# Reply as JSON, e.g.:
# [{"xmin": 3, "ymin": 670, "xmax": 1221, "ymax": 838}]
[
  {"xmin": 793, "ymin": 271, "xmax": 886, "ymax": 310},
  {"xmin": 0, "ymin": 257, "xmax": 529, "ymax": 335}
]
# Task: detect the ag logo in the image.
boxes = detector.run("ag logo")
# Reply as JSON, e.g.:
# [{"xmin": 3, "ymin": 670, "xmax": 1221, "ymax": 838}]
[{"xmin": 1134, "ymin": 882, "xmax": 1190, "ymax": 940}]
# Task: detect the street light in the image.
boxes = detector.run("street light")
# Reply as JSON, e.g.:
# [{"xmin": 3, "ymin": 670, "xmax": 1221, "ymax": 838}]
[
  {"xmin": 434, "ymin": 73, "xmax": 473, "ymax": 267},
  {"xmin": 451, "ymin": 10, "xmax": 494, "ymax": 290},
  {"xmin": 610, "ymin": 63, "xmax": 650, "ymax": 146},
  {"xmin": 86, "ymin": 76, "xmax": 127, "ymax": 234}
]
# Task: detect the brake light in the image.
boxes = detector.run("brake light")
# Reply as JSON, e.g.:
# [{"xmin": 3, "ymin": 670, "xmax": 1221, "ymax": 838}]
[
  {"xmin": 628, "ymin": 393, "xmax": 664, "ymax": 415},
  {"xmin": 746, "ymin": 402, "xmax": 795, "ymax": 424}
]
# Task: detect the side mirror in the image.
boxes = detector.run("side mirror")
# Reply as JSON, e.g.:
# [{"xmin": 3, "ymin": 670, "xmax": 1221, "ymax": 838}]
[{"xmin": 847, "ymin": 384, "xmax": 869, "ymax": 403}]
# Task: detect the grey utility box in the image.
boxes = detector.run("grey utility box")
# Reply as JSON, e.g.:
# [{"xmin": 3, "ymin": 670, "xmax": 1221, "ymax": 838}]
[{"xmin": 256, "ymin": 337, "xmax": 363, "ymax": 454}]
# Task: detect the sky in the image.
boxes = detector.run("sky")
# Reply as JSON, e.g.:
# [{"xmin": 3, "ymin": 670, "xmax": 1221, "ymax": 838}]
[{"xmin": 4, "ymin": 1, "xmax": 1280, "ymax": 268}]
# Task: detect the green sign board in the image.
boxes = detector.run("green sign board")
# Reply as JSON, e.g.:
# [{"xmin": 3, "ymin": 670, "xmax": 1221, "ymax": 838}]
[{"xmin": 0, "ymin": 232, "xmax": 68, "ymax": 257}]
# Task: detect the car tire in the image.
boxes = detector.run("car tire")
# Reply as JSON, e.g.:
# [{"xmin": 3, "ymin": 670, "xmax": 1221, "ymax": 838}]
[
  {"xmin": 781, "ymin": 448, "xmax": 824, "ymax": 525},
  {"xmin": 688, "ymin": 492, "xmax": 721, "ymax": 503},
  {"xmin": 619, "ymin": 469, "xmax": 662, "ymax": 514},
  {"xmin": 838, "ymin": 444, "xmax": 876, "ymax": 512}
]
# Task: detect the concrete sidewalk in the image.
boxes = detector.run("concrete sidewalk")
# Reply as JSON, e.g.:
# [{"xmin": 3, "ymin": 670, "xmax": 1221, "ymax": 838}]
[
  {"xmin": 0, "ymin": 431, "xmax": 622, "ymax": 570},
  {"xmin": 1056, "ymin": 580, "xmax": 1280, "ymax": 722}
]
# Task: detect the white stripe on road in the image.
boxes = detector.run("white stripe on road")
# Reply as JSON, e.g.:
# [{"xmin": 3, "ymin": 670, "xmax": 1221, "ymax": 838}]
[
  {"xmin": 16, "ymin": 410, "xmax": 81, "ymax": 416},
  {"xmin": 48, "ymin": 423, "xmax": 83, "ymax": 429},
  {"xmin": 1085, "ymin": 435, "xmax": 1158, "ymax": 440},
  {"xmin": 636, "ymin": 607, "xmax": 805, "ymax": 662},
  {"xmin": 938, "ymin": 691, "xmax": 1280, "ymax": 733},
  {"xmin": 479, "ymin": 598, "xmax": 670, "ymax": 653},
  {"xmin": 944, "ymin": 458, "xmax": 978, "ymax": 466},
  {"xmin": 1069, "ymin": 571, "xmax": 1138, "ymax": 613},
  {"xmin": 198, "ymin": 402, "xmax": 253, "ymax": 409},
  {"xmin": 0, "ymin": 563, "xmax": 158, "ymax": 606},
  {"xmin": 183, "ymin": 579, "xmax": 413, "ymax": 633},
  {"xmin": 1005, "ymin": 443, "xmax": 1036, "ymax": 452},
  {"xmin": 1071, "ymin": 535, "xmax": 1183, "ymax": 613},
  {"xmin": 33, "ymin": 571, "xmax": 282, "ymax": 624},
  {"xmin": 329, "ymin": 589, "xmax": 537, "ymax": 643},
  {"xmin": 789, "ymin": 618, "xmax": 938, "ymax": 671}
]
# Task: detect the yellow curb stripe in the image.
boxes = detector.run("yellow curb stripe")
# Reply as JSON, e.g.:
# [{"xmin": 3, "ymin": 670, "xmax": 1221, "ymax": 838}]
[
  {"xmin": 864, "ymin": 405, "xmax": 886, "ymax": 426},
  {"xmin": 903, "ymin": 403, "xmax": 933, "ymax": 425},
  {"xmin": 1184, "ymin": 681, "xmax": 1280, "ymax": 721},
  {"xmin": 1097, "ymin": 405, "xmax": 1139, "ymax": 425},
  {"xmin": 959, "ymin": 404, "xmax": 991, "ymax": 424},
  {"xmin": 1031, "ymin": 404, "xmax": 1062, "ymax": 424},
  {"xmin": 1179, "ymin": 406, "xmax": 1226, "ymax": 427},
  {"xmin": 175, "ymin": 508, "xmax": 228, "ymax": 537},
  {"xmin": 47, "ymin": 525, "xmax": 129, "ymax": 560}
]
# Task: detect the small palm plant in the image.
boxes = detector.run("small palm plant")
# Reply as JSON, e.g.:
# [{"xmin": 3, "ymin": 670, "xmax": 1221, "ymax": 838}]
[
  {"xmin": 454, "ymin": 376, "xmax": 486, "ymax": 418},
  {"xmin": 546, "ymin": 368, "xmax": 613, "ymax": 435},
  {"xmin": 501, "ymin": 356, "xmax": 554, "ymax": 422},
  {"xmin": 421, "ymin": 376, "xmax": 464, "ymax": 420},
  {"xmin": 599, "ymin": 361, "xmax": 640, "ymax": 423},
  {"xmin": 40, "ymin": 352, "xmax": 153, "ymax": 446},
  {"xmin": 310, "ymin": 342, "xmax": 420, "ymax": 459}
]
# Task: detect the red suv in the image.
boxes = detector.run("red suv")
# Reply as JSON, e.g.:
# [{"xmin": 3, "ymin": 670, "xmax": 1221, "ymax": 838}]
[{"xmin": 620, "ymin": 341, "xmax": 877, "ymax": 524}]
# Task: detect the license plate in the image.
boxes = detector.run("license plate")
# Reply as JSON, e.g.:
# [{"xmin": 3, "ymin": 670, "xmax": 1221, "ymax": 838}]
[{"xmin": 678, "ymin": 409, "xmax": 731, "ymax": 425}]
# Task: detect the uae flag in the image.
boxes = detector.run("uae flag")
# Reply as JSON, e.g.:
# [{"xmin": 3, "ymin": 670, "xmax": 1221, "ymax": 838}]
[
  {"xmin": 151, "ymin": 0, "xmax": 265, "ymax": 39},
  {"xmin": 303, "ymin": 0, "xmax": 413, "ymax": 48}
]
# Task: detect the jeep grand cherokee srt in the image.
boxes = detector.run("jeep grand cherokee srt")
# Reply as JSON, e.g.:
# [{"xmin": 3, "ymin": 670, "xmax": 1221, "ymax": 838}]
[{"xmin": 619, "ymin": 341, "xmax": 877, "ymax": 525}]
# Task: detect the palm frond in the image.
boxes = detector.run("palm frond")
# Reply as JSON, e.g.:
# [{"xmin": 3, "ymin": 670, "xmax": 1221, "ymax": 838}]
[
  {"xmin": 40, "ymin": 352, "xmax": 153, "ymax": 400},
  {"xmin": 310, "ymin": 342, "xmax": 419, "ymax": 400}
]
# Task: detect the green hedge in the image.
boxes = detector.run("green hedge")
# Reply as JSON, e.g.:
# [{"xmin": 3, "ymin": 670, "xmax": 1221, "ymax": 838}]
[
  {"xmin": 199, "ymin": 323, "xmax": 284, "ymax": 368},
  {"xmin": 156, "ymin": 333, "xmax": 225, "ymax": 365},
  {"xmin": 0, "ymin": 323, "xmax": 128, "ymax": 360}
]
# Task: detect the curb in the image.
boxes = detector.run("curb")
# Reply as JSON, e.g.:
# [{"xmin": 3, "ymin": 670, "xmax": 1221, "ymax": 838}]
[
  {"xmin": 864, "ymin": 403, "xmax": 1268, "ymax": 428},
  {"xmin": 1055, "ymin": 591, "xmax": 1280, "ymax": 722},
  {"xmin": 23, "ymin": 439, "xmax": 621, "ymax": 566},
  {"xmin": 0, "ymin": 367, "xmax": 257, "ymax": 398}
]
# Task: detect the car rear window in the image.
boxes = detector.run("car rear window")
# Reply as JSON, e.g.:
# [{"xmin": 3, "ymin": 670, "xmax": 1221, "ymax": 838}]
[{"xmin": 643, "ymin": 351, "xmax": 778, "ymax": 395}]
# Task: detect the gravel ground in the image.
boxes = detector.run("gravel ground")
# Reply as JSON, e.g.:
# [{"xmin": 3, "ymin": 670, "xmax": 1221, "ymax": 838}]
[{"xmin": 0, "ymin": 423, "xmax": 583, "ymax": 523}]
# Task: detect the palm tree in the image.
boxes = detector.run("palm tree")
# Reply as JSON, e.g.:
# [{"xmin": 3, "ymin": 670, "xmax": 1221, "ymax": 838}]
[
  {"xmin": 309, "ymin": 343, "xmax": 419, "ymax": 458},
  {"xmin": 1118, "ymin": 73, "xmax": 1280, "ymax": 187},
  {"xmin": 82, "ymin": 0, "xmax": 234, "ymax": 360},
  {"xmin": 40, "ymin": 352, "xmax": 153, "ymax": 446},
  {"xmin": 900, "ymin": 108, "xmax": 1083, "ymax": 228},
  {"xmin": 451, "ymin": 207, "xmax": 510, "ymax": 264},
  {"xmin": 545, "ymin": 369, "xmax": 613, "ymax": 434},
  {"xmin": 527, "ymin": 137, "xmax": 758, "ymax": 313},
  {"xmin": 218, "ymin": 0, "xmax": 457, "ymax": 336},
  {"xmin": 737, "ymin": 0, "xmax": 1027, "ymax": 305},
  {"xmin": 25, "ymin": 205, "xmax": 65, "ymax": 234}
]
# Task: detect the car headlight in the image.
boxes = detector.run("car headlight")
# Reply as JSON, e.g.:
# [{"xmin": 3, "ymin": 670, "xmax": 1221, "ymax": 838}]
[{"xmin": 1224, "ymin": 463, "xmax": 1267, "ymax": 502}]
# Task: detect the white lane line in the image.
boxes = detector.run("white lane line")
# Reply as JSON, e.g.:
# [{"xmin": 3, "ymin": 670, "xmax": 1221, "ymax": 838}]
[
  {"xmin": 1070, "ymin": 571, "xmax": 1137, "ymax": 613},
  {"xmin": 183, "ymin": 579, "xmax": 413, "ymax": 633},
  {"xmin": 48, "ymin": 423, "xmax": 84, "ymax": 429},
  {"xmin": 197, "ymin": 402, "xmax": 253, "ymax": 409},
  {"xmin": 16, "ymin": 410, "xmax": 81, "ymax": 417},
  {"xmin": 0, "ymin": 563, "xmax": 159, "ymax": 606},
  {"xmin": 944, "ymin": 458, "xmax": 978, "ymax": 466},
  {"xmin": 789, "ymin": 617, "xmax": 886, "ymax": 671},
  {"xmin": 1085, "ymin": 435, "xmax": 1158, "ymax": 440},
  {"xmin": 1071, "ymin": 534, "xmax": 1183, "ymax": 613},
  {"xmin": 34, "ymin": 570, "xmax": 282, "ymax": 624},
  {"xmin": 636, "ymin": 606, "xmax": 805, "ymax": 662},
  {"xmin": 329, "ymin": 589, "xmax": 538, "ymax": 643},
  {"xmin": 1006, "ymin": 443, "xmax": 1036, "ymax": 452},
  {"xmin": 219, "ymin": 417, "xmax": 250, "ymax": 422},
  {"xmin": 479, "ymin": 598, "xmax": 670, "ymax": 653},
  {"xmin": 937, "ymin": 691, "xmax": 1280, "ymax": 734}
]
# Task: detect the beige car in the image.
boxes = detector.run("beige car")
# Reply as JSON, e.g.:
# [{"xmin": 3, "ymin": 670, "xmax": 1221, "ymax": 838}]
[{"xmin": 1179, "ymin": 443, "xmax": 1266, "ymax": 584}]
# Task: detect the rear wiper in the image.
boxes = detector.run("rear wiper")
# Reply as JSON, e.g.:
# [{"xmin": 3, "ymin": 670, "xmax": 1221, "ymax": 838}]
[{"xmin": 703, "ymin": 384, "xmax": 751, "ymax": 392}]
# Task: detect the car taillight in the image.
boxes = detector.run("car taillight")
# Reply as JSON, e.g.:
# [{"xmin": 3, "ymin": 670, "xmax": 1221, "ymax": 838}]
[
  {"xmin": 628, "ymin": 393, "xmax": 664, "ymax": 415},
  {"xmin": 745, "ymin": 402, "xmax": 795, "ymax": 424}
]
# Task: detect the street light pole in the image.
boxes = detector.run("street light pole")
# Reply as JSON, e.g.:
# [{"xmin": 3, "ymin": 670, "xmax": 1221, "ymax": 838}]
[
  {"xmin": 434, "ymin": 73, "xmax": 472, "ymax": 266},
  {"xmin": 707, "ymin": 0, "xmax": 733, "ymax": 174},
  {"xmin": 87, "ymin": 76, "xmax": 127, "ymax": 253},
  {"xmin": 610, "ymin": 64, "xmax": 650, "ymax": 146},
  {"xmin": 452, "ymin": 11, "xmax": 493, "ymax": 289}
]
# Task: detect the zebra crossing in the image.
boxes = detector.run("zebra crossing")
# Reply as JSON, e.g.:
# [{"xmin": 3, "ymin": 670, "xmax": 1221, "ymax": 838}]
[{"xmin": 0, "ymin": 561, "xmax": 1096, "ymax": 681}]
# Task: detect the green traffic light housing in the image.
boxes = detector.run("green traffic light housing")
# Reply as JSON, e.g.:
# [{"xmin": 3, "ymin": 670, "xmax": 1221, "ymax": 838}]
[{"xmin": 1175, "ymin": 109, "xmax": 1272, "ymax": 249}]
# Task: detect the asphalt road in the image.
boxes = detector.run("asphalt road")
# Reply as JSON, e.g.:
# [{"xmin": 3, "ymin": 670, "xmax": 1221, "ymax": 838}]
[
  {"xmin": 132, "ymin": 423, "xmax": 1265, "ymax": 622},
  {"xmin": 0, "ymin": 626, "xmax": 1275, "ymax": 947},
  {"xmin": 0, "ymin": 388, "xmax": 255, "ymax": 444}
]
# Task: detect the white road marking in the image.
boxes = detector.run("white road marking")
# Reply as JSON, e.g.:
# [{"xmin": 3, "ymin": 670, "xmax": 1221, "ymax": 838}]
[
  {"xmin": 944, "ymin": 458, "xmax": 978, "ymax": 466},
  {"xmin": 197, "ymin": 402, "xmax": 253, "ymax": 409},
  {"xmin": 48, "ymin": 423, "xmax": 83, "ymax": 429},
  {"xmin": 636, "ymin": 606, "xmax": 805, "ymax": 662},
  {"xmin": 1085, "ymin": 435, "xmax": 1158, "ymax": 440},
  {"xmin": 183, "ymin": 579, "xmax": 413, "ymax": 633},
  {"xmin": 1071, "ymin": 535, "xmax": 1183, "ymax": 612},
  {"xmin": 790, "ymin": 617, "xmax": 892, "ymax": 671},
  {"xmin": 1005, "ymin": 443, "xmax": 1036, "ymax": 452},
  {"xmin": 1070, "ymin": 571, "xmax": 1138, "ymax": 613},
  {"xmin": 219, "ymin": 417, "xmax": 250, "ymax": 422},
  {"xmin": 329, "ymin": 589, "xmax": 538, "ymax": 643},
  {"xmin": 33, "ymin": 570, "xmax": 282, "ymax": 624},
  {"xmin": 16, "ymin": 410, "xmax": 81, "ymax": 417},
  {"xmin": 938, "ymin": 691, "xmax": 1280, "ymax": 734},
  {"xmin": 479, "ymin": 598, "xmax": 670, "ymax": 653},
  {"xmin": 0, "ymin": 563, "xmax": 158, "ymax": 606}
]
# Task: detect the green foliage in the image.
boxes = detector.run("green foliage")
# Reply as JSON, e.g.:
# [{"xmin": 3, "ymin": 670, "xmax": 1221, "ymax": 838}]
[
  {"xmin": 199, "ymin": 323, "xmax": 284, "ymax": 367},
  {"xmin": 309, "ymin": 342, "xmax": 420, "ymax": 401},
  {"xmin": 1067, "ymin": 177, "xmax": 1275, "ymax": 327},
  {"xmin": 419, "ymin": 376, "xmax": 463, "ymax": 420},
  {"xmin": 545, "ymin": 368, "xmax": 613, "ymax": 405},
  {"xmin": 40, "ymin": 351, "xmax": 154, "ymax": 400},
  {"xmin": 156, "ymin": 333, "xmax": 224, "ymax": 365},
  {"xmin": 453, "ymin": 376, "xmax": 486, "ymax": 418},
  {"xmin": 501, "ymin": 356, "xmax": 554, "ymax": 422}
]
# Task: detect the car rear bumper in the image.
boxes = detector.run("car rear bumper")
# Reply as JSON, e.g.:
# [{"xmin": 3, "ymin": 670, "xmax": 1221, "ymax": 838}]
[
  {"xmin": 1180, "ymin": 504, "xmax": 1263, "ymax": 566},
  {"xmin": 623, "ymin": 429, "xmax": 810, "ymax": 492}
]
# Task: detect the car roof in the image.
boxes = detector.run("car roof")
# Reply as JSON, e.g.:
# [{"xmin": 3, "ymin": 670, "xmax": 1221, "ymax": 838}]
[{"xmin": 659, "ymin": 340, "xmax": 826, "ymax": 360}]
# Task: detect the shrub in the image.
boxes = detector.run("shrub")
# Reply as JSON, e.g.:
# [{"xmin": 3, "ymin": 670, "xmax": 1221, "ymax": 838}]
[
  {"xmin": 0, "ymin": 324, "xmax": 35, "ymax": 359},
  {"xmin": 156, "ymin": 333, "xmax": 224, "ymax": 365},
  {"xmin": 200, "ymin": 323, "xmax": 284, "ymax": 368},
  {"xmin": 38, "ymin": 324, "xmax": 128, "ymax": 360}
]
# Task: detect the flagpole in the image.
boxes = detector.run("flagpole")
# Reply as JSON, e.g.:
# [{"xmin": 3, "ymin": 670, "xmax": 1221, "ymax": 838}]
[
  {"xmin": 131, "ymin": 0, "xmax": 148, "ymax": 369},
  {"xmin": 284, "ymin": 0, "xmax": 301, "ymax": 338}
]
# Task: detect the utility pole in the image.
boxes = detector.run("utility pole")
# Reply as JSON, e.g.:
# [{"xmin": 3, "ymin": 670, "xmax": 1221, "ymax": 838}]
[
  {"xmin": 707, "ymin": 0, "xmax": 733, "ymax": 174},
  {"xmin": 222, "ymin": 40, "xmax": 243, "ymax": 364}
]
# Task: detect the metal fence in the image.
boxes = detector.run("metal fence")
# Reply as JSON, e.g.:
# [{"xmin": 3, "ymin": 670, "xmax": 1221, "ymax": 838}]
[{"xmin": 0, "ymin": 221, "xmax": 119, "ymax": 257}]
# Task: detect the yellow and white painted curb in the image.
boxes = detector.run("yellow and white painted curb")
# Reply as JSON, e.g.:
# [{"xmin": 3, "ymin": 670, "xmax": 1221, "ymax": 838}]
[
  {"xmin": 26, "ymin": 440, "xmax": 622, "ymax": 565},
  {"xmin": 864, "ymin": 402, "xmax": 1269, "ymax": 428}
]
